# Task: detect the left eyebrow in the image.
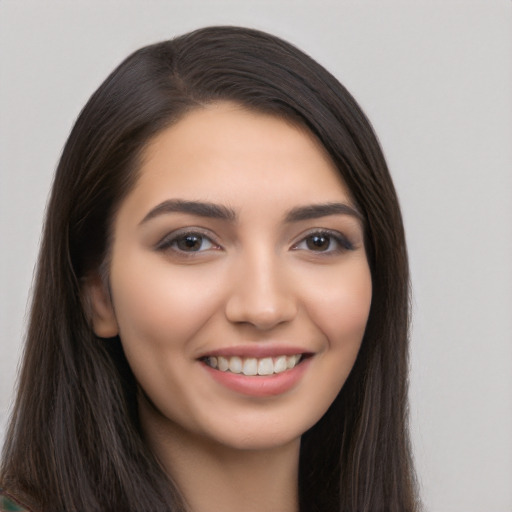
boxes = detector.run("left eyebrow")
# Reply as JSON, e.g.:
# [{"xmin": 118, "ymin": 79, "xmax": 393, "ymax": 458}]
[
  {"xmin": 284, "ymin": 202, "xmax": 363, "ymax": 223},
  {"xmin": 139, "ymin": 199, "xmax": 237, "ymax": 225}
]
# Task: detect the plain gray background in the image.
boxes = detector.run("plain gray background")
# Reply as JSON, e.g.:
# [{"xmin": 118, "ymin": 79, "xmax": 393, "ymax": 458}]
[{"xmin": 1, "ymin": 1, "xmax": 511, "ymax": 511}]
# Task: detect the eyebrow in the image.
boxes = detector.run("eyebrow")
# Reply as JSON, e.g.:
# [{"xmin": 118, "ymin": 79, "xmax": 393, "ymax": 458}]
[
  {"xmin": 284, "ymin": 202, "xmax": 363, "ymax": 223},
  {"xmin": 140, "ymin": 199, "xmax": 237, "ymax": 224},
  {"xmin": 139, "ymin": 199, "xmax": 362, "ymax": 225}
]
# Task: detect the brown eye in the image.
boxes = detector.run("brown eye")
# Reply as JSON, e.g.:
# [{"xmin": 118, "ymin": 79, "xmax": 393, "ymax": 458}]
[
  {"xmin": 176, "ymin": 234, "xmax": 204, "ymax": 252},
  {"xmin": 157, "ymin": 231, "xmax": 218, "ymax": 253},
  {"xmin": 292, "ymin": 230, "xmax": 354, "ymax": 254},
  {"xmin": 306, "ymin": 234, "xmax": 331, "ymax": 251}
]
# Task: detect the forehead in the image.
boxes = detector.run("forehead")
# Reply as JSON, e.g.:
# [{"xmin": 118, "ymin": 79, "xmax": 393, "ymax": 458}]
[{"xmin": 125, "ymin": 102, "xmax": 354, "ymax": 216}]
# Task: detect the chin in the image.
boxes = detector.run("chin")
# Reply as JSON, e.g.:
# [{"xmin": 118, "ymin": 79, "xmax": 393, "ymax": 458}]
[{"xmin": 200, "ymin": 414, "xmax": 320, "ymax": 453}]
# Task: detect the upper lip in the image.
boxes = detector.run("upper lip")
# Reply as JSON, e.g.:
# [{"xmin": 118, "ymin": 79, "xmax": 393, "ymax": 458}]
[{"xmin": 196, "ymin": 344, "xmax": 314, "ymax": 359}]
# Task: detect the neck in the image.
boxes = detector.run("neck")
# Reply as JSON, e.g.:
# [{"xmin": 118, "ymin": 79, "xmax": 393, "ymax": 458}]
[{"xmin": 140, "ymin": 402, "xmax": 300, "ymax": 512}]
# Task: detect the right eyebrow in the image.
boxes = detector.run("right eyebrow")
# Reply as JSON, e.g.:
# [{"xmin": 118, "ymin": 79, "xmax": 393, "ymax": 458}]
[
  {"xmin": 284, "ymin": 202, "xmax": 363, "ymax": 223},
  {"xmin": 139, "ymin": 199, "xmax": 237, "ymax": 225}
]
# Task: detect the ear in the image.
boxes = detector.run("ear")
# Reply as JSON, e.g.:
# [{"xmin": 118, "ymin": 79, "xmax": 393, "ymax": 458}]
[{"xmin": 82, "ymin": 273, "xmax": 119, "ymax": 338}]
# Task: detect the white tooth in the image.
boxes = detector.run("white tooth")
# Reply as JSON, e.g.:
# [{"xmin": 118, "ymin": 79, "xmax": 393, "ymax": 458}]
[
  {"xmin": 286, "ymin": 355, "xmax": 296, "ymax": 369},
  {"xmin": 242, "ymin": 358, "xmax": 258, "ymax": 376},
  {"xmin": 217, "ymin": 356, "xmax": 229, "ymax": 372},
  {"xmin": 207, "ymin": 356, "xmax": 218, "ymax": 369},
  {"xmin": 294, "ymin": 354, "xmax": 302, "ymax": 365},
  {"xmin": 258, "ymin": 357, "xmax": 274, "ymax": 375},
  {"xmin": 274, "ymin": 356, "xmax": 287, "ymax": 374},
  {"xmin": 229, "ymin": 356, "xmax": 242, "ymax": 374}
]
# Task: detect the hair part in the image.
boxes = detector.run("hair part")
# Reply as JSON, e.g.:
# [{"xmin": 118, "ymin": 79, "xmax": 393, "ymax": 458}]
[{"xmin": 1, "ymin": 26, "xmax": 420, "ymax": 512}]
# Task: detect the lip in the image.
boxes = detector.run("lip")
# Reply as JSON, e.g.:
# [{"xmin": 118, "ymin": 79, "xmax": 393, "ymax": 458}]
[
  {"xmin": 197, "ymin": 344, "xmax": 311, "ymax": 359},
  {"xmin": 200, "ymin": 355, "xmax": 312, "ymax": 397}
]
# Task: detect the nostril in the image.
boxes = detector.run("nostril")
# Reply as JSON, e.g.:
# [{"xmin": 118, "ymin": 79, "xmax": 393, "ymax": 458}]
[
  {"xmin": 225, "ymin": 304, "xmax": 297, "ymax": 330},
  {"xmin": 224, "ymin": 293, "xmax": 297, "ymax": 329},
  {"xmin": 224, "ymin": 261, "xmax": 298, "ymax": 329}
]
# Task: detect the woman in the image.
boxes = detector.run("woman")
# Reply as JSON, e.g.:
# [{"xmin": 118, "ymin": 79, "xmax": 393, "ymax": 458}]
[{"xmin": 0, "ymin": 26, "xmax": 419, "ymax": 511}]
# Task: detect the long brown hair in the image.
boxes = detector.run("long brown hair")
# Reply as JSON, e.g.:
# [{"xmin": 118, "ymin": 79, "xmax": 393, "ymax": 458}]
[{"xmin": 1, "ymin": 26, "xmax": 419, "ymax": 511}]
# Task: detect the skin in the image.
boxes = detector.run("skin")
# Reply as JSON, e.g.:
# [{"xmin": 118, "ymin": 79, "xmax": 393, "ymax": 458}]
[{"xmin": 88, "ymin": 102, "xmax": 372, "ymax": 512}]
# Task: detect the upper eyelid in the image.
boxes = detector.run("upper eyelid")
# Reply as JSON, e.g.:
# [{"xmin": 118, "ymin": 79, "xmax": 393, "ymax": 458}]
[
  {"xmin": 153, "ymin": 226, "xmax": 356, "ymax": 250},
  {"xmin": 291, "ymin": 228, "xmax": 355, "ymax": 251},
  {"xmin": 155, "ymin": 228, "xmax": 221, "ymax": 249},
  {"xmin": 291, "ymin": 227, "xmax": 350, "ymax": 242}
]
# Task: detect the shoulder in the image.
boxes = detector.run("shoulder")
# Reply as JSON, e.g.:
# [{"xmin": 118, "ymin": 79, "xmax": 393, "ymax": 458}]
[{"xmin": 0, "ymin": 491, "xmax": 32, "ymax": 512}]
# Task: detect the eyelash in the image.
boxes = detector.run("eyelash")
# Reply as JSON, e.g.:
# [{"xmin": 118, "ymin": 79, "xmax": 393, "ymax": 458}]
[
  {"xmin": 156, "ymin": 229, "xmax": 221, "ymax": 255},
  {"xmin": 156, "ymin": 229, "xmax": 354, "ymax": 256},
  {"xmin": 291, "ymin": 229, "xmax": 354, "ymax": 254}
]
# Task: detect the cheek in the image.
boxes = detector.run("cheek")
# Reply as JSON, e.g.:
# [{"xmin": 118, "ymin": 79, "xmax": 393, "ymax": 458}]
[
  {"xmin": 107, "ymin": 255, "xmax": 228, "ymax": 426},
  {"xmin": 285, "ymin": 266, "xmax": 372, "ymax": 436},
  {"xmin": 109, "ymin": 253, "xmax": 225, "ymax": 352},
  {"xmin": 298, "ymin": 261, "xmax": 372, "ymax": 401},
  {"xmin": 302, "ymin": 262, "xmax": 372, "ymax": 347}
]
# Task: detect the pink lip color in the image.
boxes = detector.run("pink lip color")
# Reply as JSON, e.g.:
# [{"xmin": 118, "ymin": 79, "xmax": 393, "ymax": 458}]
[
  {"xmin": 201, "ymin": 357, "xmax": 312, "ymax": 397},
  {"xmin": 198, "ymin": 345, "xmax": 309, "ymax": 359}
]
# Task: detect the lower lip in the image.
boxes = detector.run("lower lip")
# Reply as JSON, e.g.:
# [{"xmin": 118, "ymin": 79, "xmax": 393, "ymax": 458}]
[{"xmin": 201, "ymin": 358, "xmax": 312, "ymax": 397}]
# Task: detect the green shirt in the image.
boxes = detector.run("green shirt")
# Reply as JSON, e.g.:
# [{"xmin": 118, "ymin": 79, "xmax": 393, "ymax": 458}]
[{"xmin": 0, "ymin": 493, "xmax": 31, "ymax": 512}]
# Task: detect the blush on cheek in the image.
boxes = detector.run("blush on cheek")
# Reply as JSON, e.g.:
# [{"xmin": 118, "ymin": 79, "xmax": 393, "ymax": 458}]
[
  {"xmin": 308, "ymin": 289, "xmax": 371, "ymax": 339},
  {"xmin": 111, "ymin": 260, "xmax": 223, "ymax": 346}
]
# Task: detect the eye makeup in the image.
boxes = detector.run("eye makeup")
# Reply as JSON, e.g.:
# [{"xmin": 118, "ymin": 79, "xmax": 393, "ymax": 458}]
[
  {"xmin": 291, "ymin": 228, "xmax": 355, "ymax": 254},
  {"xmin": 154, "ymin": 227, "xmax": 223, "ymax": 256}
]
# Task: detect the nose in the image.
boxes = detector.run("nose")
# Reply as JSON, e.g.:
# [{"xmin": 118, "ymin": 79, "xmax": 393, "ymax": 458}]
[{"xmin": 224, "ymin": 250, "xmax": 298, "ymax": 330}]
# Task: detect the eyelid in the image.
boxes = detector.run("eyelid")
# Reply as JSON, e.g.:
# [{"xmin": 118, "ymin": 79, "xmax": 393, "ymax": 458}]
[
  {"xmin": 155, "ymin": 227, "xmax": 222, "ymax": 252},
  {"xmin": 290, "ymin": 228, "xmax": 355, "ymax": 253}
]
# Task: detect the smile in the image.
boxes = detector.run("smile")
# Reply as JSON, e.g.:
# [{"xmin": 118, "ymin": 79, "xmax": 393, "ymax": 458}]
[{"xmin": 204, "ymin": 354, "xmax": 303, "ymax": 376}]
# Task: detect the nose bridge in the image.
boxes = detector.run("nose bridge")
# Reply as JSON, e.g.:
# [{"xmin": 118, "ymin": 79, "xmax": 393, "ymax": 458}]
[{"xmin": 225, "ymin": 243, "xmax": 297, "ymax": 330}]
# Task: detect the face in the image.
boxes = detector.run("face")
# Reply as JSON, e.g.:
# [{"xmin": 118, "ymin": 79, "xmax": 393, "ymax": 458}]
[{"xmin": 90, "ymin": 103, "xmax": 372, "ymax": 452}]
